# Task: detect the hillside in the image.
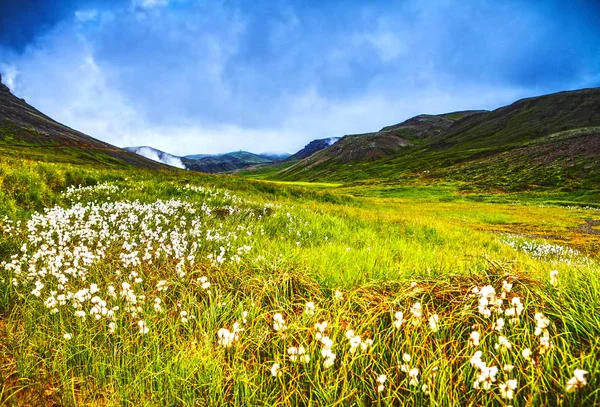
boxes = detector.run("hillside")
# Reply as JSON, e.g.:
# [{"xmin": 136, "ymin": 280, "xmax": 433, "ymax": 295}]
[
  {"xmin": 277, "ymin": 111, "xmax": 482, "ymax": 177},
  {"xmin": 262, "ymin": 88, "xmax": 600, "ymax": 190},
  {"xmin": 0, "ymin": 74, "xmax": 166, "ymax": 169},
  {"xmin": 182, "ymin": 151, "xmax": 275, "ymax": 173}
]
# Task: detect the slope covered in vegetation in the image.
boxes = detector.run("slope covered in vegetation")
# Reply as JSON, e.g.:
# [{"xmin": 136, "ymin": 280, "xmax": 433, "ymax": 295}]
[{"xmin": 0, "ymin": 157, "xmax": 598, "ymax": 406}]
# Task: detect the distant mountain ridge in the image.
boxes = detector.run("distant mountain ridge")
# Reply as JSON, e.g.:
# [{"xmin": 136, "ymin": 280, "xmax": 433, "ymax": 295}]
[
  {"xmin": 182, "ymin": 151, "xmax": 277, "ymax": 173},
  {"xmin": 246, "ymin": 87, "xmax": 600, "ymax": 191},
  {"xmin": 286, "ymin": 137, "xmax": 340, "ymax": 161}
]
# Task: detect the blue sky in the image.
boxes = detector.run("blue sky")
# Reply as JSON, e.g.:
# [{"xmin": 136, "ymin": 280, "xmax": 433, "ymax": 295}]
[{"xmin": 1, "ymin": 0, "xmax": 599, "ymax": 155}]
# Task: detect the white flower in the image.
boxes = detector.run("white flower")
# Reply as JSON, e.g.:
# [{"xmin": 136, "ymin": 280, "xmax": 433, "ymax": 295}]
[
  {"xmin": 566, "ymin": 369, "xmax": 588, "ymax": 392},
  {"xmin": 403, "ymin": 353, "xmax": 411, "ymax": 363},
  {"xmin": 138, "ymin": 320, "xmax": 149, "ymax": 335},
  {"xmin": 217, "ymin": 326, "xmax": 239, "ymax": 347},
  {"xmin": 393, "ymin": 311, "xmax": 404, "ymax": 329},
  {"xmin": 428, "ymin": 314, "xmax": 439, "ymax": 332},
  {"xmin": 288, "ymin": 346, "xmax": 309, "ymax": 363},
  {"xmin": 199, "ymin": 276, "xmax": 211, "ymax": 290},
  {"xmin": 334, "ymin": 290, "xmax": 343, "ymax": 301},
  {"xmin": 410, "ymin": 302, "xmax": 422, "ymax": 325},
  {"xmin": 273, "ymin": 313, "xmax": 287, "ymax": 332},
  {"xmin": 469, "ymin": 331, "xmax": 480, "ymax": 347},
  {"xmin": 493, "ymin": 318, "xmax": 505, "ymax": 332},
  {"xmin": 495, "ymin": 335, "xmax": 512, "ymax": 351},
  {"xmin": 376, "ymin": 374, "xmax": 386, "ymax": 393},
  {"xmin": 304, "ymin": 301, "xmax": 316, "ymax": 315},
  {"xmin": 521, "ymin": 348, "xmax": 532, "ymax": 361},
  {"xmin": 549, "ymin": 269, "xmax": 558, "ymax": 287},
  {"xmin": 408, "ymin": 368, "xmax": 419, "ymax": 386},
  {"xmin": 270, "ymin": 363, "xmax": 281, "ymax": 377},
  {"xmin": 63, "ymin": 333, "xmax": 73, "ymax": 340},
  {"xmin": 499, "ymin": 379, "xmax": 518, "ymax": 399}
]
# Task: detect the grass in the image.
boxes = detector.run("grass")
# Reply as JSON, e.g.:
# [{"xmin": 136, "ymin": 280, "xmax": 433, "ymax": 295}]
[{"xmin": 0, "ymin": 157, "xmax": 598, "ymax": 406}]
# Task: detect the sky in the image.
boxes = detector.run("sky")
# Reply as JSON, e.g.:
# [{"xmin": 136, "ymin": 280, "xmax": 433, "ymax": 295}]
[{"xmin": 1, "ymin": 0, "xmax": 599, "ymax": 156}]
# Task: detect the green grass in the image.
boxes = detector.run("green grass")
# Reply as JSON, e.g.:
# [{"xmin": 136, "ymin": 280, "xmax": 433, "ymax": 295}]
[{"xmin": 0, "ymin": 157, "xmax": 598, "ymax": 406}]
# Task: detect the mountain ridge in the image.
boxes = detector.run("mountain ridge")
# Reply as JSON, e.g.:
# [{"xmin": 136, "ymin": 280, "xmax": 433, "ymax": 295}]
[
  {"xmin": 0, "ymin": 74, "xmax": 167, "ymax": 169},
  {"xmin": 246, "ymin": 87, "xmax": 600, "ymax": 191}
]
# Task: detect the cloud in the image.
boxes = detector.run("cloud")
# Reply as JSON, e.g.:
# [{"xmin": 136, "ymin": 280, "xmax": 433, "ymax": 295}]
[
  {"xmin": 0, "ymin": 0, "xmax": 599, "ymax": 156},
  {"xmin": 128, "ymin": 146, "xmax": 186, "ymax": 169}
]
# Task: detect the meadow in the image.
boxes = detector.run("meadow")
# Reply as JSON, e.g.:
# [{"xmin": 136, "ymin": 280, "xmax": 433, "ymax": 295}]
[{"xmin": 0, "ymin": 158, "xmax": 598, "ymax": 406}]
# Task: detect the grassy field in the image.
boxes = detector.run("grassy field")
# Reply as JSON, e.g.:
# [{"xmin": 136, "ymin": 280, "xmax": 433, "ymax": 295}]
[{"xmin": 0, "ymin": 158, "xmax": 598, "ymax": 406}]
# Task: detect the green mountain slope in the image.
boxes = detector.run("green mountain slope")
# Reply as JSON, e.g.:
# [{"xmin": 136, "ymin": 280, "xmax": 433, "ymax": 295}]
[
  {"xmin": 261, "ymin": 88, "xmax": 600, "ymax": 190},
  {"xmin": 0, "ymin": 74, "xmax": 166, "ymax": 169}
]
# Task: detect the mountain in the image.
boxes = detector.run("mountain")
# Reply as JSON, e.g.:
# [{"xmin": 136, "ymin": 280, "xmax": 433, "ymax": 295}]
[
  {"xmin": 287, "ymin": 137, "xmax": 340, "ymax": 161},
  {"xmin": 182, "ymin": 151, "xmax": 275, "ymax": 173},
  {"xmin": 277, "ymin": 111, "xmax": 482, "ymax": 177},
  {"xmin": 125, "ymin": 146, "xmax": 186, "ymax": 169},
  {"xmin": 0, "ymin": 73, "xmax": 166, "ymax": 169},
  {"xmin": 252, "ymin": 87, "xmax": 600, "ymax": 190}
]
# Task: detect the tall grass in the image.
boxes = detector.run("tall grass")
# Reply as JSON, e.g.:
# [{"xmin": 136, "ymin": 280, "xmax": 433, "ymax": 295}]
[{"xmin": 0, "ymin": 159, "xmax": 598, "ymax": 406}]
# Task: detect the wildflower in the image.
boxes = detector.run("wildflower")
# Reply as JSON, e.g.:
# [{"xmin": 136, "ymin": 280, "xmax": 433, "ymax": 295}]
[
  {"xmin": 521, "ymin": 348, "xmax": 532, "ymax": 361},
  {"xmin": 242, "ymin": 311, "xmax": 248, "ymax": 324},
  {"xmin": 334, "ymin": 290, "xmax": 343, "ymax": 301},
  {"xmin": 505, "ymin": 297, "xmax": 524, "ymax": 323},
  {"xmin": 273, "ymin": 313, "xmax": 287, "ymax": 332},
  {"xmin": 217, "ymin": 324, "xmax": 241, "ymax": 347},
  {"xmin": 499, "ymin": 379, "xmax": 518, "ymax": 399},
  {"xmin": 270, "ymin": 363, "xmax": 281, "ymax": 377},
  {"xmin": 288, "ymin": 346, "xmax": 309, "ymax": 363},
  {"xmin": 566, "ymin": 369, "xmax": 588, "ymax": 392},
  {"xmin": 74, "ymin": 310, "xmax": 86, "ymax": 318},
  {"xmin": 475, "ymin": 365, "xmax": 498, "ymax": 390},
  {"xmin": 549, "ymin": 270, "xmax": 558, "ymax": 287},
  {"xmin": 108, "ymin": 322, "xmax": 116, "ymax": 334},
  {"xmin": 180, "ymin": 310, "xmax": 188, "ymax": 323},
  {"xmin": 199, "ymin": 276, "xmax": 210, "ymax": 290},
  {"xmin": 534, "ymin": 313, "xmax": 550, "ymax": 336},
  {"xmin": 495, "ymin": 336, "xmax": 512, "ymax": 351},
  {"xmin": 314, "ymin": 321, "xmax": 328, "ymax": 340},
  {"xmin": 138, "ymin": 320, "xmax": 149, "ymax": 335},
  {"xmin": 349, "ymin": 334, "xmax": 362, "ymax": 353},
  {"xmin": 153, "ymin": 297, "xmax": 162, "ymax": 313},
  {"xmin": 63, "ymin": 333, "xmax": 73, "ymax": 340},
  {"xmin": 470, "ymin": 351, "xmax": 484, "ymax": 369},
  {"xmin": 503, "ymin": 364, "xmax": 514, "ymax": 372},
  {"xmin": 305, "ymin": 301, "xmax": 316, "ymax": 315},
  {"xmin": 428, "ymin": 314, "xmax": 439, "ymax": 332},
  {"xmin": 376, "ymin": 374, "xmax": 386, "ymax": 393},
  {"xmin": 422, "ymin": 384, "xmax": 430, "ymax": 395},
  {"xmin": 408, "ymin": 368, "xmax": 419, "ymax": 386},
  {"xmin": 469, "ymin": 331, "xmax": 480, "ymax": 347},
  {"xmin": 410, "ymin": 302, "xmax": 422, "ymax": 325},
  {"xmin": 493, "ymin": 318, "xmax": 505, "ymax": 332},
  {"xmin": 410, "ymin": 281, "xmax": 417, "ymax": 288},
  {"xmin": 403, "ymin": 353, "xmax": 411, "ymax": 363},
  {"xmin": 393, "ymin": 311, "xmax": 404, "ymax": 329},
  {"xmin": 361, "ymin": 338, "xmax": 373, "ymax": 352}
]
